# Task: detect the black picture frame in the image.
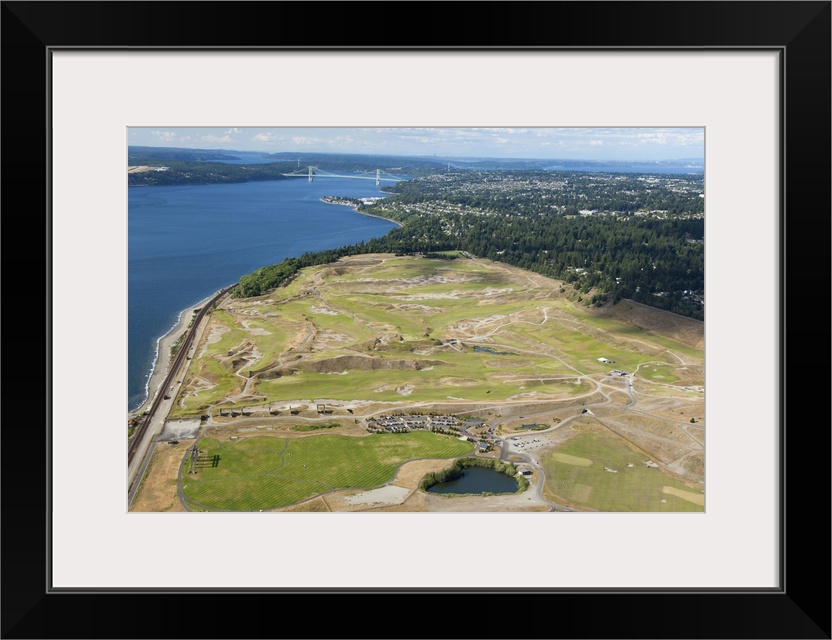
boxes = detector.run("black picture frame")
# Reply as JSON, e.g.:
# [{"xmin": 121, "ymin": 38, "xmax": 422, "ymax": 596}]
[{"xmin": 3, "ymin": 2, "xmax": 829, "ymax": 638}]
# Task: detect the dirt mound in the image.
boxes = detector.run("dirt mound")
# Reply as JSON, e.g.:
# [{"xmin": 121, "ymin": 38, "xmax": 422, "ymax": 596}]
[
  {"xmin": 229, "ymin": 357, "xmax": 250, "ymax": 371},
  {"xmin": 252, "ymin": 354, "xmax": 303, "ymax": 379}
]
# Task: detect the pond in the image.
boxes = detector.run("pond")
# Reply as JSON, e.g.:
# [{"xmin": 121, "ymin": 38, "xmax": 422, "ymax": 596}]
[
  {"xmin": 473, "ymin": 346, "xmax": 510, "ymax": 355},
  {"xmin": 426, "ymin": 466, "xmax": 519, "ymax": 495}
]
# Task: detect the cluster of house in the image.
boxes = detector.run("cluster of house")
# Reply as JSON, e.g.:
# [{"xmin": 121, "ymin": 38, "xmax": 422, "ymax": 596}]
[{"xmin": 367, "ymin": 414, "xmax": 463, "ymax": 433}]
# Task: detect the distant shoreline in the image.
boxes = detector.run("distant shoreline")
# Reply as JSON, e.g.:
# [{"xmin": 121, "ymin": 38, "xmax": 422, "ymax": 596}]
[
  {"xmin": 355, "ymin": 209, "xmax": 403, "ymax": 228},
  {"xmin": 320, "ymin": 197, "xmax": 403, "ymax": 228}
]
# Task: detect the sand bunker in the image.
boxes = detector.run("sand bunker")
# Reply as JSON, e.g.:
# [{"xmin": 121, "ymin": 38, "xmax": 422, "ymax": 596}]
[
  {"xmin": 309, "ymin": 305, "xmax": 339, "ymax": 316},
  {"xmin": 241, "ymin": 320, "xmax": 272, "ymax": 336},
  {"xmin": 199, "ymin": 325, "xmax": 230, "ymax": 358}
]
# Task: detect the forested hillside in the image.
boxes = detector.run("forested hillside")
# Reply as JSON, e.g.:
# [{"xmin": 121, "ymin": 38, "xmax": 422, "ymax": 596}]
[{"xmin": 234, "ymin": 170, "xmax": 704, "ymax": 320}]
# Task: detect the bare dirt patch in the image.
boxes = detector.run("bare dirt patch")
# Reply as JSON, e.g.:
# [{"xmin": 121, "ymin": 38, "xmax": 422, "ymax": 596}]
[
  {"xmin": 593, "ymin": 299, "xmax": 704, "ymax": 349},
  {"xmin": 603, "ymin": 423, "xmax": 697, "ymax": 468},
  {"xmin": 274, "ymin": 496, "xmax": 331, "ymax": 512},
  {"xmin": 130, "ymin": 441, "xmax": 190, "ymax": 512},
  {"xmin": 633, "ymin": 396, "xmax": 705, "ymax": 423},
  {"xmin": 343, "ymin": 485, "xmax": 411, "ymax": 507},
  {"xmin": 419, "ymin": 491, "xmax": 549, "ymax": 512},
  {"xmin": 592, "ymin": 410, "xmax": 698, "ymax": 447},
  {"xmin": 667, "ymin": 450, "xmax": 705, "ymax": 482}
]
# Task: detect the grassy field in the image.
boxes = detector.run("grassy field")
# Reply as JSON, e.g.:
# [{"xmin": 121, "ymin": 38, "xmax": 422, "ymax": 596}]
[
  {"xmin": 255, "ymin": 347, "xmax": 591, "ymax": 403},
  {"xmin": 181, "ymin": 431, "xmax": 474, "ymax": 511},
  {"xmin": 542, "ymin": 426, "xmax": 704, "ymax": 512},
  {"xmin": 638, "ymin": 364, "xmax": 680, "ymax": 383},
  {"xmin": 174, "ymin": 255, "xmax": 703, "ymax": 417},
  {"xmin": 160, "ymin": 254, "xmax": 704, "ymax": 513}
]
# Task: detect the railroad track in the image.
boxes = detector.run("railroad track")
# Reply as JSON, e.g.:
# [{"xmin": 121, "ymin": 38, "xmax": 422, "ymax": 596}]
[{"xmin": 127, "ymin": 285, "xmax": 236, "ymax": 467}]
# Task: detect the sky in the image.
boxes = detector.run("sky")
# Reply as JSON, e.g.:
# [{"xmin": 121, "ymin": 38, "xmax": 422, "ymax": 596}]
[{"xmin": 128, "ymin": 127, "xmax": 704, "ymax": 162}]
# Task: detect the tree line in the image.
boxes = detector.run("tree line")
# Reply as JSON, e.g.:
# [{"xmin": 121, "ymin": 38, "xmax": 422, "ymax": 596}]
[{"xmin": 232, "ymin": 170, "xmax": 704, "ymax": 320}]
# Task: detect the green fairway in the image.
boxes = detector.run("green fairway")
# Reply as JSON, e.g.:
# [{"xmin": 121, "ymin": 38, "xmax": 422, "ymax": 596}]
[
  {"xmin": 542, "ymin": 429, "xmax": 704, "ymax": 512},
  {"xmin": 176, "ymin": 254, "xmax": 703, "ymax": 421},
  {"xmin": 181, "ymin": 431, "xmax": 474, "ymax": 511},
  {"xmin": 638, "ymin": 364, "xmax": 680, "ymax": 382},
  {"xmin": 255, "ymin": 359, "xmax": 591, "ymax": 403}
]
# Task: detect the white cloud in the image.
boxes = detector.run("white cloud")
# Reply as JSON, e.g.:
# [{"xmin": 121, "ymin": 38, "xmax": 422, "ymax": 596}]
[
  {"xmin": 291, "ymin": 136, "xmax": 319, "ymax": 146},
  {"xmin": 130, "ymin": 126, "xmax": 703, "ymax": 161}
]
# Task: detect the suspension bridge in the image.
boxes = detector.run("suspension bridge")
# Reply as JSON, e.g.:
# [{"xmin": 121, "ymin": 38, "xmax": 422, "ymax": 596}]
[{"xmin": 281, "ymin": 166, "xmax": 406, "ymax": 185}]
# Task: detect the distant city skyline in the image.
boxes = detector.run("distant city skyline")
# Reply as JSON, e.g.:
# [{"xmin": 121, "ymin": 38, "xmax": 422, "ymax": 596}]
[{"xmin": 128, "ymin": 127, "xmax": 704, "ymax": 162}]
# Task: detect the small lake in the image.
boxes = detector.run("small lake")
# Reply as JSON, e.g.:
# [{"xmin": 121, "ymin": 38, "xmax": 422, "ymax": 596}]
[
  {"xmin": 426, "ymin": 466, "xmax": 519, "ymax": 495},
  {"xmin": 473, "ymin": 346, "xmax": 510, "ymax": 355}
]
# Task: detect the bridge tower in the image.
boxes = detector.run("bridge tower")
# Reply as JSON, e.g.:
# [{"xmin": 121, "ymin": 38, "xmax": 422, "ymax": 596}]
[
  {"xmin": 376, "ymin": 169, "xmax": 380, "ymax": 186},
  {"xmin": 308, "ymin": 166, "xmax": 314, "ymax": 182}
]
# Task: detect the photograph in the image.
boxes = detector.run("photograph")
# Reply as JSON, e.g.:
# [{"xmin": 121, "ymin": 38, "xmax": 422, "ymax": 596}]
[
  {"xmin": 3, "ymin": 0, "xmax": 829, "ymax": 637},
  {"xmin": 126, "ymin": 127, "xmax": 707, "ymax": 515}
]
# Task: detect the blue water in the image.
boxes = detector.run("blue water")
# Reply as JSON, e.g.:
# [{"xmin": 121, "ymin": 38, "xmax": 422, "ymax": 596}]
[
  {"xmin": 128, "ymin": 178, "xmax": 398, "ymax": 411},
  {"xmin": 206, "ymin": 150, "xmax": 281, "ymax": 165},
  {"xmin": 426, "ymin": 466, "xmax": 520, "ymax": 495},
  {"xmin": 473, "ymin": 346, "xmax": 510, "ymax": 355}
]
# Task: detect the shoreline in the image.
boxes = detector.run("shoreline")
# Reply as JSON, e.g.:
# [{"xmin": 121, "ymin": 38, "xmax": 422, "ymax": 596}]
[
  {"xmin": 320, "ymin": 197, "xmax": 403, "ymax": 228},
  {"xmin": 130, "ymin": 197, "xmax": 398, "ymax": 419},
  {"xmin": 356, "ymin": 209, "xmax": 403, "ymax": 228},
  {"xmin": 129, "ymin": 293, "xmax": 216, "ymax": 418}
]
